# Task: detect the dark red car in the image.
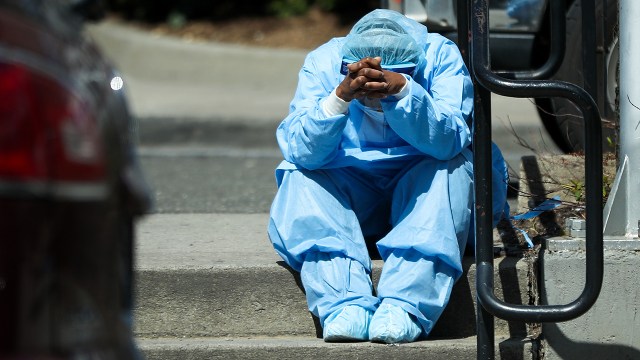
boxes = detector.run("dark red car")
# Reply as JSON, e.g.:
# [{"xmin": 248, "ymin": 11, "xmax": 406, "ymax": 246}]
[{"xmin": 0, "ymin": 0, "xmax": 151, "ymax": 358}]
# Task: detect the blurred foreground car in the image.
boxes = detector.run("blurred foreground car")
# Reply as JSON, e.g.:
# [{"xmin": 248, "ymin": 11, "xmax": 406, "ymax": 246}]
[{"xmin": 0, "ymin": 0, "xmax": 151, "ymax": 358}]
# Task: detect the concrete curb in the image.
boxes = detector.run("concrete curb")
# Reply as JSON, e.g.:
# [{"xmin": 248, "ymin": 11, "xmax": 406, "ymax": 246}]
[
  {"xmin": 134, "ymin": 214, "xmax": 535, "ymax": 339},
  {"xmin": 135, "ymin": 116, "xmax": 280, "ymax": 147},
  {"xmin": 136, "ymin": 336, "xmax": 536, "ymax": 360}
]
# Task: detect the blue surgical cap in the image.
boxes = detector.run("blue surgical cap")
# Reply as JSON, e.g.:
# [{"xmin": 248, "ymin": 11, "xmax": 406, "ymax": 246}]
[{"xmin": 341, "ymin": 10, "xmax": 425, "ymax": 69}]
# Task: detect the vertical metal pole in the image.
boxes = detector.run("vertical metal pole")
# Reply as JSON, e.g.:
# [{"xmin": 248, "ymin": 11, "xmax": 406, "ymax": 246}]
[
  {"xmin": 581, "ymin": 0, "xmax": 598, "ymax": 100},
  {"xmin": 468, "ymin": 0, "xmax": 495, "ymax": 358},
  {"xmin": 458, "ymin": 2, "xmax": 495, "ymax": 356},
  {"xmin": 474, "ymin": 83, "xmax": 496, "ymax": 360},
  {"xmin": 604, "ymin": 0, "xmax": 640, "ymax": 237},
  {"xmin": 457, "ymin": 0, "xmax": 472, "ymax": 128},
  {"xmin": 618, "ymin": 0, "xmax": 640, "ymax": 236},
  {"xmin": 457, "ymin": 0, "xmax": 470, "ymax": 67}
]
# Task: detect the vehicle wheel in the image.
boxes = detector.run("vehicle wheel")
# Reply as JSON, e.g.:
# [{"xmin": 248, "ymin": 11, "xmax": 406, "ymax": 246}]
[{"xmin": 537, "ymin": 0, "xmax": 619, "ymax": 153}]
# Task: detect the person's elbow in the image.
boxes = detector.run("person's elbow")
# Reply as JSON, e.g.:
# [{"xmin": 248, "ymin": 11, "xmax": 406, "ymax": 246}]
[
  {"xmin": 286, "ymin": 142, "xmax": 338, "ymax": 170},
  {"xmin": 423, "ymin": 143, "xmax": 464, "ymax": 161},
  {"xmin": 418, "ymin": 130, "xmax": 471, "ymax": 161}
]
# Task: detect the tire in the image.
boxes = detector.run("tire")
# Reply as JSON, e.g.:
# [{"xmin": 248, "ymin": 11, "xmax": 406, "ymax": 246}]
[{"xmin": 537, "ymin": 0, "xmax": 619, "ymax": 153}]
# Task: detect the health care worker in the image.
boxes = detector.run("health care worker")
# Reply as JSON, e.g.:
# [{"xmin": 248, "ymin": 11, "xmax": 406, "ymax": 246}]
[{"xmin": 268, "ymin": 9, "xmax": 508, "ymax": 343}]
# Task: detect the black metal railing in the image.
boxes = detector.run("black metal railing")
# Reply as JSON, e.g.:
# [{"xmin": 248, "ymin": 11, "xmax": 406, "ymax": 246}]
[
  {"xmin": 457, "ymin": 0, "xmax": 605, "ymax": 359},
  {"xmin": 496, "ymin": 0, "xmax": 566, "ymax": 80}
]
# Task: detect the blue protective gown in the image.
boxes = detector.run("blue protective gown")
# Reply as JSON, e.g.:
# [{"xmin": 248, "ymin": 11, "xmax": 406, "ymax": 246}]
[{"xmin": 267, "ymin": 9, "xmax": 508, "ymax": 337}]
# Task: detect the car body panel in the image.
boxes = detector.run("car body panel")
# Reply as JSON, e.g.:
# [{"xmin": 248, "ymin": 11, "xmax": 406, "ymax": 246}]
[{"xmin": 0, "ymin": 1, "xmax": 150, "ymax": 358}]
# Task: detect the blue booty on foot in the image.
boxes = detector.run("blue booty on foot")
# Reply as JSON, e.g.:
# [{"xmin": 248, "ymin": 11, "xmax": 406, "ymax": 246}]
[
  {"xmin": 323, "ymin": 305, "xmax": 372, "ymax": 342},
  {"xmin": 369, "ymin": 303, "xmax": 422, "ymax": 344}
]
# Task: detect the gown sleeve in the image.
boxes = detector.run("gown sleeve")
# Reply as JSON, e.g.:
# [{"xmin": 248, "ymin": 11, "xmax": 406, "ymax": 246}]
[
  {"xmin": 381, "ymin": 37, "xmax": 473, "ymax": 161},
  {"xmin": 275, "ymin": 41, "xmax": 348, "ymax": 170}
]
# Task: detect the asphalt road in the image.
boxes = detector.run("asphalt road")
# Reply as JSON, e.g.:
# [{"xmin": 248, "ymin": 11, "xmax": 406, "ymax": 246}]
[{"xmin": 138, "ymin": 149, "xmax": 280, "ymax": 213}]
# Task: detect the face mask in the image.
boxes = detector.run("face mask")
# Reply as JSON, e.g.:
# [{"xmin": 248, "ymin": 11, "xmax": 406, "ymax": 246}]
[{"xmin": 358, "ymin": 97, "xmax": 382, "ymax": 112}]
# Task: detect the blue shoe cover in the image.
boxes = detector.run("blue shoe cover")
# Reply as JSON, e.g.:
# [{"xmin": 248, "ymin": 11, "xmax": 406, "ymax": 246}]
[
  {"xmin": 369, "ymin": 303, "xmax": 422, "ymax": 343},
  {"xmin": 323, "ymin": 305, "xmax": 372, "ymax": 342}
]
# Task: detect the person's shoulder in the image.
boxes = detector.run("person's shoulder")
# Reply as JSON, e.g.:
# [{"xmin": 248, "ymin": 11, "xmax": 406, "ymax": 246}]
[
  {"xmin": 302, "ymin": 37, "xmax": 345, "ymax": 72},
  {"xmin": 424, "ymin": 32, "xmax": 463, "ymax": 60},
  {"xmin": 425, "ymin": 32, "xmax": 457, "ymax": 48}
]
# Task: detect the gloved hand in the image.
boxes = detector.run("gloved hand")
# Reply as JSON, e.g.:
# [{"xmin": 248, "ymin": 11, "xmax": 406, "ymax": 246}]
[
  {"xmin": 362, "ymin": 69, "xmax": 407, "ymax": 99},
  {"xmin": 336, "ymin": 57, "xmax": 407, "ymax": 102}
]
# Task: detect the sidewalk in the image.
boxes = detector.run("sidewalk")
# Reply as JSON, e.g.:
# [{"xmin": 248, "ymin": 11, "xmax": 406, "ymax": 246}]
[{"xmin": 86, "ymin": 20, "xmax": 307, "ymax": 123}]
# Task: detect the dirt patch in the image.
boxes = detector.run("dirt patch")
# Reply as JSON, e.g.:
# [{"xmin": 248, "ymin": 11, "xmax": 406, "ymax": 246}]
[{"xmin": 112, "ymin": 7, "xmax": 355, "ymax": 50}]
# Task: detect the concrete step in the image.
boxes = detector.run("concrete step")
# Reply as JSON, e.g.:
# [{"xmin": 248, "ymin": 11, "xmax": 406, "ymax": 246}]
[
  {"xmin": 136, "ymin": 336, "xmax": 537, "ymax": 360},
  {"xmin": 134, "ymin": 214, "xmax": 537, "ymax": 340}
]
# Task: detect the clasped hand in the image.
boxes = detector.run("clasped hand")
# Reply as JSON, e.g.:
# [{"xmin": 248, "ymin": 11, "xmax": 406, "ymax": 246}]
[{"xmin": 335, "ymin": 57, "xmax": 406, "ymax": 102}]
